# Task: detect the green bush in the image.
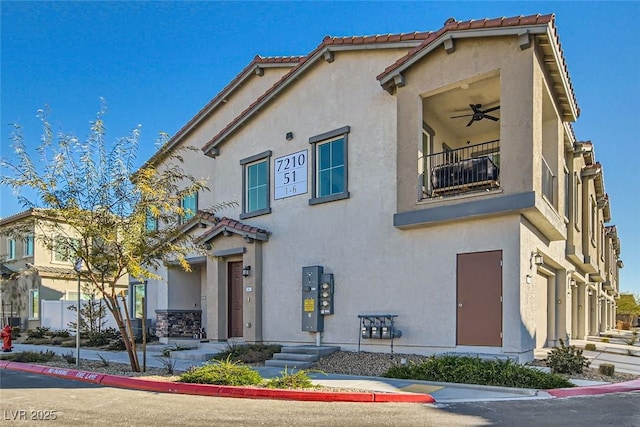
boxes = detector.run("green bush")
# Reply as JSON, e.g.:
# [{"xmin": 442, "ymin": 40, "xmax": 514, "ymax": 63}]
[
  {"xmin": 27, "ymin": 327, "xmax": 51, "ymax": 339},
  {"xmin": 161, "ymin": 343, "xmax": 195, "ymax": 357},
  {"xmin": 178, "ymin": 357, "xmax": 263, "ymax": 386},
  {"xmin": 212, "ymin": 343, "xmax": 282, "ymax": 364},
  {"xmin": 264, "ymin": 368, "xmax": 320, "ymax": 389},
  {"xmin": 598, "ymin": 363, "xmax": 615, "ymax": 376},
  {"xmin": 600, "ymin": 338, "xmax": 610, "ymax": 343},
  {"xmin": 86, "ymin": 327, "xmax": 120, "ymax": 347},
  {"xmin": 545, "ymin": 339, "xmax": 590, "ymax": 374},
  {"xmin": 50, "ymin": 330, "xmax": 71, "ymax": 338},
  {"xmin": 383, "ymin": 355, "xmax": 574, "ymax": 389},
  {"xmin": 584, "ymin": 343, "xmax": 597, "ymax": 351},
  {"xmin": 0, "ymin": 350, "xmax": 57, "ymax": 363}
]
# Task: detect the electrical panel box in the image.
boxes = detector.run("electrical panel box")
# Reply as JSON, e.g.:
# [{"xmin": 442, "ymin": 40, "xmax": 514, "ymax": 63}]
[
  {"xmin": 302, "ymin": 266, "xmax": 323, "ymax": 332},
  {"xmin": 319, "ymin": 273, "xmax": 334, "ymax": 315}
]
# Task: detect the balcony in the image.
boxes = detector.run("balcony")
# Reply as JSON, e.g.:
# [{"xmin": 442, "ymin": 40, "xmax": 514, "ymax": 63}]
[{"xmin": 421, "ymin": 140, "xmax": 500, "ymax": 199}]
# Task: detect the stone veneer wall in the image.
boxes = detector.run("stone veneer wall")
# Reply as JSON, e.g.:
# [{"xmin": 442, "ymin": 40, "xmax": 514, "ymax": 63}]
[{"xmin": 155, "ymin": 310, "xmax": 202, "ymax": 338}]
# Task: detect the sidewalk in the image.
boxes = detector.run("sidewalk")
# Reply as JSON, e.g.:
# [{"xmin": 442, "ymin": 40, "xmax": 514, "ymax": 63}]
[{"xmin": 4, "ymin": 342, "xmax": 640, "ymax": 403}]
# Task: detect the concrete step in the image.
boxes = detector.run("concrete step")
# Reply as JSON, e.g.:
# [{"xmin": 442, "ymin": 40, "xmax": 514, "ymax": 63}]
[
  {"xmin": 264, "ymin": 359, "xmax": 314, "ymax": 369},
  {"xmin": 280, "ymin": 345, "xmax": 340, "ymax": 357},
  {"xmin": 272, "ymin": 352, "xmax": 318, "ymax": 362},
  {"xmin": 169, "ymin": 350, "xmax": 217, "ymax": 361}
]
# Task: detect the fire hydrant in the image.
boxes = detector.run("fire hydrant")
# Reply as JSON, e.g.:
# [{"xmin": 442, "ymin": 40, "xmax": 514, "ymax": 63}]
[{"xmin": 1, "ymin": 325, "xmax": 13, "ymax": 352}]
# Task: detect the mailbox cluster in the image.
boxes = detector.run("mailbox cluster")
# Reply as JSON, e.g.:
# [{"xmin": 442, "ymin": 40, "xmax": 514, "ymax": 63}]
[{"xmin": 359, "ymin": 315, "xmax": 402, "ymax": 340}]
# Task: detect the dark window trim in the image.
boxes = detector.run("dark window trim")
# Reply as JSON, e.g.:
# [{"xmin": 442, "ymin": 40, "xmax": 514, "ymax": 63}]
[
  {"xmin": 241, "ymin": 151, "xmax": 272, "ymax": 218},
  {"xmin": 309, "ymin": 126, "xmax": 350, "ymax": 205}
]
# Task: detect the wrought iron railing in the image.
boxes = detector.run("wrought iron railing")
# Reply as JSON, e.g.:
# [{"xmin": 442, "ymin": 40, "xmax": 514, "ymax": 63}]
[{"xmin": 420, "ymin": 140, "xmax": 500, "ymax": 198}]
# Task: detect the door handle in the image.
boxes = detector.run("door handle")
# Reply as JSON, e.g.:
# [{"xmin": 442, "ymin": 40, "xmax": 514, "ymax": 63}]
[{"xmin": 458, "ymin": 302, "xmax": 463, "ymax": 308}]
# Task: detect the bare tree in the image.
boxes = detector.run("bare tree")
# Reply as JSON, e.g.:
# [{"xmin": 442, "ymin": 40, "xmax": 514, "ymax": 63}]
[{"xmin": 1, "ymin": 104, "xmax": 231, "ymax": 371}]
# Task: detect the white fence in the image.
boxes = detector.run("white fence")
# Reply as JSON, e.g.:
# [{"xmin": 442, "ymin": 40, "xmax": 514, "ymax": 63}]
[{"xmin": 41, "ymin": 299, "xmax": 124, "ymax": 333}]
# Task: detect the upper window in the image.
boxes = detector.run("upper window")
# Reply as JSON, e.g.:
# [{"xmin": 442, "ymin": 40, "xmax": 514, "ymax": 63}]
[
  {"xmin": 132, "ymin": 283, "xmax": 145, "ymax": 319},
  {"xmin": 23, "ymin": 235, "xmax": 34, "ymax": 257},
  {"xmin": 573, "ymin": 173, "xmax": 581, "ymax": 230},
  {"xmin": 180, "ymin": 193, "xmax": 198, "ymax": 223},
  {"xmin": 7, "ymin": 239, "xmax": 16, "ymax": 260},
  {"xmin": 309, "ymin": 126, "xmax": 350, "ymax": 205},
  {"xmin": 240, "ymin": 150, "xmax": 272, "ymax": 220},
  {"xmin": 53, "ymin": 236, "xmax": 80, "ymax": 263},
  {"xmin": 145, "ymin": 209, "xmax": 158, "ymax": 232},
  {"xmin": 564, "ymin": 168, "xmax": 570, "ymax": 220}
]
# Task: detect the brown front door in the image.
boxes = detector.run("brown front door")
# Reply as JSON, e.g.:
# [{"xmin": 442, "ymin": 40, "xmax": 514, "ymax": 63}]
[
  {"xmin": 456, "ymin": 250, "xmax": 502, "ymax": 346},
  {"xmin": 228, "ymin": 261, "xmax": 243, "ymax": 338}
]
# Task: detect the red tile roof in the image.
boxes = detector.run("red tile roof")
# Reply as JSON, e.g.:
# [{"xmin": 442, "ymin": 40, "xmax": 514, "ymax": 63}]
[
  {"xmin": 201, "ymin": 31, "xmax": 431, "ymax": 154},
  {"xmin": 378, "ymin": 14, "xmax": 554, "ymax": 79},
  {"xmin": 143, "ymin": 55, "xmax": 303, "ymax": 167},
  {"xmin": 198, "ymin": 216, "xmax": 271, "ymax": 243}
]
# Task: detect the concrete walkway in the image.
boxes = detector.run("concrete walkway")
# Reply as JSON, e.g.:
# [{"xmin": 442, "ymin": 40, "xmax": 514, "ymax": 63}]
[{"xmin": 6, "ymin": 341, "xmax": 640, "ymax": 403}]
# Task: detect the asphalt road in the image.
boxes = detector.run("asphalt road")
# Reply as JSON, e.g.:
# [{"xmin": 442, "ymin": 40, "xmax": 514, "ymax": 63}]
[{"xmin": 1, "ymin": 369, "xmax": 639, "ymax": 427}]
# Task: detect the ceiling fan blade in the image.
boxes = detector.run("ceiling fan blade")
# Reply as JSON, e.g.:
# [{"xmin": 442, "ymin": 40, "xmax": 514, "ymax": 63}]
[
  {"xmin": 482, "ymin": 105, "xmax": 500, "ymax": 113},
  {"xmin": 470, "ymin": 104, "xmax": 482, "ymax": 113},
  {"xmin": 484, "ymin": 115, "xmax": 499, "ymax": 121},
  {"xmin": 466, "ymin": 118, "xmax": 475, "ymax": 127},
  {"xmin": 451, "ymin": 114, "xmax": 473, "ymax": 118}
]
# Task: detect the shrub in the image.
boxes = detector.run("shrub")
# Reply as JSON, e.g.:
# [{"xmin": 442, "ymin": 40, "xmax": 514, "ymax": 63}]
[
  {"xmin": 383, "ymin": 355, "xmax": 573, "ymax": 389},
  {"xmin": 27, "ymin": 327, "xmax": 51, "ymax": 340},
  {"xmin": 624, "ymin": 336, "xmax": 637, "ymax": 346},
  {"xmin": 598, "ymin": 363, "xmax": 615, "ymax": 376},
  {"xmin": 178, "ymin": 357, "xmax": 262, "ymax": 386},
  {"xmin": 264, "ymin": 368, "xmax": 321, "ymax": 389},
  {"xmin": 0, "ymin": 350, "xmax": 57, "ymax": 363},
  {"xmin": 50, "ymin": 330, "xmax": 71, "ymax": 338},
  {"xmin": 86, "ymin": 327, "xmax": 120, "ymax": 347},
  {"xmin": 212, "ymin": 343, "xmax": 282, "ymax": 364},
  {"xmin": 600, "ymin": 338, "xmax": 610, "ymax": 343},
  {"xmin": 156, "ymin": 355, "xmax": 177, "ymax": 375},
  {"xmin": 161, "ymin": 344, "xmax": 195, "ymax": 357},
  {"xmin": 97, "ymin": 353, "xmax": 110, "ymax": 367},
  {"xmin": 584, "ymin": 343, "xmax": 597, "ymax": 351},
  {"xmin": 545, "ymin": 339, "xmax": 590, "ymax": 374},
  {"xmin": 62, "ymin": 351, "xmax": 76, "ymax": 364},
  {"xmin": 11, "ymin": 326, "xmax": 20, "ymax": 338}
]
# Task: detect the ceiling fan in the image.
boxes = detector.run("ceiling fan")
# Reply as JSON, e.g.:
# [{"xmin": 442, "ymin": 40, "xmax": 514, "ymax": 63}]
[{"xmin": 451, "ymin": 104, "xmax": 500, "ymax": 127}]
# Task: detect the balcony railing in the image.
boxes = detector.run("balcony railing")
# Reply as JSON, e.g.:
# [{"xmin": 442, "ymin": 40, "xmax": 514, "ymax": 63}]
[
  {"xmin": 542, "ymin": 157, "xmax": 554, "ymax": 203},
  {"xmin": 421, "ymin": 140, "xmax": 500, "ymax": 199}
]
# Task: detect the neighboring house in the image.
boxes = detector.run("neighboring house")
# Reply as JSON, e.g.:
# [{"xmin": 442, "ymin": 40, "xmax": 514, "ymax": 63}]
[
  {"xmin": 0, "ymin": 209, "xmax": 129, "ymax": 330},
  {"xmin": 144, "ymin": 14, "xmax": 623, "ymax": 361}
]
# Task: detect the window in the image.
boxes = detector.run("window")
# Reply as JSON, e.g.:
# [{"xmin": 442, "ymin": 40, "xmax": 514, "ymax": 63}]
[
  {"xmin": 564, "ymin": 168, "xmax": 570, "ymax": 220},
  {"xmin": 23, "ymin": 235, "xmax": 34, "ymax": 257},
  {"xmin": 145, "ymin": 209, "xmax": 158, "ymax": 231},
  {"xmin": 7, "ymin": 239, "xmax": 16, "ymax": 260},
  {"xmin": 180, "ymin": 193, "xmax": 198, "ymax": 222},
  {"xmin": 240, "ymin": 151, "xmax": 271, "ymax": 219},
  {"xmin": 132, "ymin": 284, "xmax": 145, "ymax": 319},
  {"xmin": 420, "ymin": 122, "xmax": 434, "ymax": 199},
  {"xmin": 590, "ymin": 198, "xmax": 597, "ymax": 244},
  {"xmin": 53, "ymin": 236, "xmax": 80, "ymax": 263},
  {"xmin": 573, "ymin": 173, "xmax": 580, "ymax": 229},
  {"xmin": 29, "ymin": 289, "xmax": 39, "ymax": 319},
  {"xmin": 309, "ymin": 126, "xmax": 350, "ymax": 205}
]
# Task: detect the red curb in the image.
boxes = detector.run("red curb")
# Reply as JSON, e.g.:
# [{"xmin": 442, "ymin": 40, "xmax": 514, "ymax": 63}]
[
  {"xmin": 548, "ymin": 379, "xmax": 640, "ymax": 398},
  {"xmin": 5, "ymin": 362, "xmax": 46, "ymax": 375},
  {"xmin": 3, "ymin": 362, "xmax": 435, "ymax": 403}
]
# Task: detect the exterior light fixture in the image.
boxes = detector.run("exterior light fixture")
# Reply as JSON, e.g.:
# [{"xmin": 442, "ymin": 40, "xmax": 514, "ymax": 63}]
[
  {"xmin": 569, "ymin": 278, "xmax": 577, "ymax": 288},
  {"xmin": 530, "ymin": 251, "xmax": 544, "ymax": 268},
  {"xmin": 242, "ymin": 265, "xmax": 251, "ymax": 278}
]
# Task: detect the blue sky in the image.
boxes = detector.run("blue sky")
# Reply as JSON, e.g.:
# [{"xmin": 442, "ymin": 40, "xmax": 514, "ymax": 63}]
[{"xmin": 1, "ymin": 1, "xmax": 638, "ymax": 294}]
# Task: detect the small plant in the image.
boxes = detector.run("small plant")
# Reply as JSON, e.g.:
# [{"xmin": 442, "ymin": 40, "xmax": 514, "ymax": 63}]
[
  {"xmin": 600, "ymin": 338, "xmax": 609, "ymax": 343},
  {"xmin": 62, "ymin": 351, "xmax": 76, "ymax": 364},
  {"xmin": 545, "ymin": 339, "xmax": 591, "ymax": 375},
  {"xmin": 50, "ymin": 330, "xmax": 71, "ymax": 338},
  {"xmin": 624, "ymin": 336, "xmax": 637, "ymax": 346},
  {"xmin": 584, "ymin": 343, "xmax": 597, "ymax": 351},
  {"xmin": 264, "ymin": 368, "xmax": 323, "ymax": 389},
  {"xmin": 11, "ymin": 326, "xmax": 20, "ymax": 338},
  {"xmin": 212, "ymin": 343, "xmax": 282, "ymax": 364},
  {"xmin": 161, "ymin": 343, "xmax": 195, "ymax": 357},
  {"xmin": 85, "ymin": 327, "xmax": 120, "ymax": 347},
  {"xmin": 156, "ymin": 355, "xmax": 177, "ymax": 374},
  {"xmin": 598, "ymin": 363, "xmax": 615, "ymax": 376},
  {"xmin": 97, "ymin": 353, "xmax": 110, "ymax": 367},
  {"xmin": 27, "ymin": 326, "xmax": 51, "ymax": 340},
  {"xmin": 178, "ymin": 356, "xmax": 262, "ymax": 386}
]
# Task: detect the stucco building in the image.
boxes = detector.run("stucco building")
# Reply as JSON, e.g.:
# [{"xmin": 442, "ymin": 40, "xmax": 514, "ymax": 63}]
[{"xmin": 144, "ymin": 14, "xmax": 623, "ymax": 361}]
